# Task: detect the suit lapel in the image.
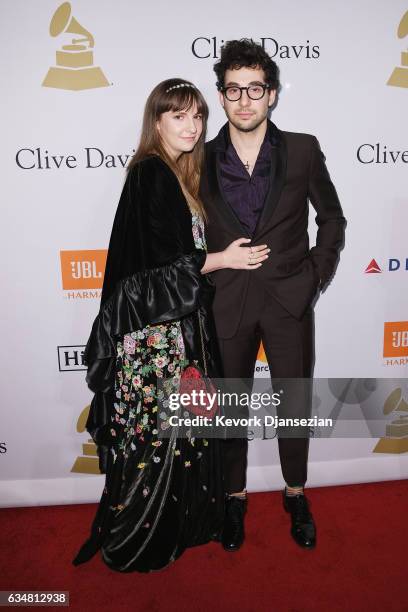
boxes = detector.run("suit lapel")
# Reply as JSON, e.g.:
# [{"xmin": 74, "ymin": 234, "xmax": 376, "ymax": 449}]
[
  {"xmin": 253, "ymin": 126, "xmax": 287, "ymax": 239},
  {"xmin": 206, "ymin": 142, "xmax": 250, "ymax": 237}
]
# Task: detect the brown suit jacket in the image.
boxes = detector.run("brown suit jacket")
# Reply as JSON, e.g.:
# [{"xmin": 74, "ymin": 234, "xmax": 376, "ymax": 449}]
[{"xmin": 201, "ymin": 120, "xmax": 346, "ymax": 339}]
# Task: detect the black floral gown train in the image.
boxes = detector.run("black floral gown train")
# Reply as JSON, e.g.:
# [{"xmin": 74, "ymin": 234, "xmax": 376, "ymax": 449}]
[{"xmin": 73, "ymin": 213, "xmax": 224, "ymax": 573}]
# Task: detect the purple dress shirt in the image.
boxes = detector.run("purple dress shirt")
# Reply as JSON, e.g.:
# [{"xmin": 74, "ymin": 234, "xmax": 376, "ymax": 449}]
[{"xmin": 218, "ymin": 129, "xmax": 273, "ymax": 236}]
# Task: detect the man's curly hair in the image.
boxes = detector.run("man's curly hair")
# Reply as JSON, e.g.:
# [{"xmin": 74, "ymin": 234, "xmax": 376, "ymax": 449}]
[{"xmin": 214, "ymin": 39, "xmax": 280, "ymax": 91}]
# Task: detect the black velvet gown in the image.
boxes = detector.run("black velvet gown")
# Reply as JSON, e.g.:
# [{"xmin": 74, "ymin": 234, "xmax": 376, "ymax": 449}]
[{"xmin": 73, "ymin": 156, "xmax": 224, "ymax": 572}]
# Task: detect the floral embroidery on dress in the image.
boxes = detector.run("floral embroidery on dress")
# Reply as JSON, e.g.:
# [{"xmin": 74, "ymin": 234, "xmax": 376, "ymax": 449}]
[
  {"xmin": 112, "ymin": 213, "xmax": 207, "ymax": 462},
  {"xmin": 114, "ymin": 321, "xmax": 189, "ymax": 451}
]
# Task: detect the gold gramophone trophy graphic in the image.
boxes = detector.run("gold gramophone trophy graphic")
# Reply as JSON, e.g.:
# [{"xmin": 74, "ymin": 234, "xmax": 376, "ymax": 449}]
[
  {"xmin": 373, "ymin": 387, "xmax": 408, "ymax": 453},
  {"xmin": 71, "ymin": 405, "xmax": 102, "ymax": 474},
  {"xmin": 42, "ymin": 2, "xmax": 109, "ymax": 91},
  {"xmin": 387, "ymin": 10, "xmax": 408, "ymax": 88}
]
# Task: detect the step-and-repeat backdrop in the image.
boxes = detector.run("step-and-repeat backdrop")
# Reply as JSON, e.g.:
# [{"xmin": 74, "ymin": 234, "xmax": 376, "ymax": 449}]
[{"xmin": 1, "ymin": 0, "xmax": 407, "ymax": 506}]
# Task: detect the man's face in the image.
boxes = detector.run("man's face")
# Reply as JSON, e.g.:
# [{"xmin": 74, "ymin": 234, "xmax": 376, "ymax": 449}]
[{"xmin": 219, "ymin": 66, "xmax": 276, "ymax": 133}]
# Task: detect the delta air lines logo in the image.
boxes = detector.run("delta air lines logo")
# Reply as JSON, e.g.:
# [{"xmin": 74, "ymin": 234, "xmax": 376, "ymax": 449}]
[
  {"xmin": 364, "ymin": 257, "xmax": 408, "ymax": 274},
  {"xmin": 42, "ymin": 2, "xmax": 110, "ymax": 91},
  {"xmin": 60, "ymin": 249, "xmax": 107, "ymax": 299},
  {"xmin": 364, "ymin": 259, "xmax": 382, "ymax": 274}
]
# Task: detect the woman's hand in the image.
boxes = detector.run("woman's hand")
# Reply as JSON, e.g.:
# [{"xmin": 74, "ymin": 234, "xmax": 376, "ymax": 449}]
[
  {"xmin": 222, "ymin": 238, "xmax": 270, "ymax": 270},
  {"xmin": 201, "ymin": 238, "xmax": 270, "ymax": 274}
]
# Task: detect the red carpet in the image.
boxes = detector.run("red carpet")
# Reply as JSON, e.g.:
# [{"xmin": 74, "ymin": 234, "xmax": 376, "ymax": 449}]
[{"xmin": 0, "ymin": 480, "xmax": 407, "ymax": 612}]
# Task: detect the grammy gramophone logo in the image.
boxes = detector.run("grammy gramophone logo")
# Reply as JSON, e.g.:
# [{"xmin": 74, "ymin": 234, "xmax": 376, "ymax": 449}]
[
  {"xmin": 71, "ymin": 405, "xmax": 102, "ymax": 474},
  {"xmin": 42, "ymin": 2, "xmax": 109, "ymax": 91},
  {"xmin": 373, "ymin": 387, "xmax": 408, "ymax": 454},
  {"xmin": 387, "ymin": 10, "xmax": 408, "ymax": 88}
]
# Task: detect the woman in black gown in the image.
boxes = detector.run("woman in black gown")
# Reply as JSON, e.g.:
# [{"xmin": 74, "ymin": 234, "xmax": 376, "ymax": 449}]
[{"xmin": 72, "ymin": 78, "xmax": 269, "ymax": 572}]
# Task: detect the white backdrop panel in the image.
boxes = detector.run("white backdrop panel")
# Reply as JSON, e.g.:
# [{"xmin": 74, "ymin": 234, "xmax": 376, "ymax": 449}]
[{"xmin": 1, "ymin": 0, "xmax": 407, "ymax": 506}]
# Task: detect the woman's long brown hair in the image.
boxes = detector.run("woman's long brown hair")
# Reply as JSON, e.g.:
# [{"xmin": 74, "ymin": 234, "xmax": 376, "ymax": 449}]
[{"xmin": 128, "ymin": 78, "xmax": 209, "ymax": 219}]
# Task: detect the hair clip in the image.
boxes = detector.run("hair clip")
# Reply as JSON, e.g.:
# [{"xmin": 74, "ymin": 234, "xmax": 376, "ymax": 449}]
[{"xmin": 165, "ymin": 83, "xmax": 195, "ymax": 93}]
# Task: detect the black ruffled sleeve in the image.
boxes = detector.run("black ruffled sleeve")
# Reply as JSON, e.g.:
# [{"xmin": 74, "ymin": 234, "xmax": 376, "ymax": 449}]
[{"xmin": 84, "ymin": 249, "xmax": 208, "ymax": 393}]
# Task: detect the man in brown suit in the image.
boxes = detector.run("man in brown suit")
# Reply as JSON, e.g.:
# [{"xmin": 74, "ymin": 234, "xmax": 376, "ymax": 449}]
[{"xmin": 201, "ymin": 39, "xmax": 345, "ymax": 551}]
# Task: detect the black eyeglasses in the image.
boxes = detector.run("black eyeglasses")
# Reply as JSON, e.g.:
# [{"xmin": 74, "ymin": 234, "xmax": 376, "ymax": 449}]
[{"xmin": 219, "ymin": 83, "xmax": 271, "ymax": 101}]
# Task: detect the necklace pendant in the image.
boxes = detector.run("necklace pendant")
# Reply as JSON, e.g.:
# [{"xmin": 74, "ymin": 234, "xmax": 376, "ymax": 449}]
[{"xmin": 244, "ymin": 160, "xmax": 250, "ymax": 171}]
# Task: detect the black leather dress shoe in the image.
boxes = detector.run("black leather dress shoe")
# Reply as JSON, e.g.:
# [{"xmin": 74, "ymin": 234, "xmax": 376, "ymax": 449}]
[
  {"xmin": 221, "ymin": 496, "xmax": 247, "ymax": 551},
  {"xmin": 283, "ymin": 491, "xmax": 316, "ymax": 549}
]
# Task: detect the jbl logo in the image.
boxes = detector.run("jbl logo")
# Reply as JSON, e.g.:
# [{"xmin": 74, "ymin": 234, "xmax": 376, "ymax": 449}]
[
  {"xmin": 392, "ymin": 331, "xmax": 408, "ymax": 348},
  {"xmin": 60, "ymin": 250, "xmax": 107, "ymax": 289},
  {"xmin": 384, "ymin": 322, "xmax": 408, "ymax": 357},
  {"xmin": 70, "ymin": 261, "xmax": 102, "ymax": 280}
]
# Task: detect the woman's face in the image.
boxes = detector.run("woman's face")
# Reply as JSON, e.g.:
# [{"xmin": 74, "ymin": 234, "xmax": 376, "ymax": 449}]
[{"xmin": 156, "ymin": 102, "xmax": 203, "ymax": 160}]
